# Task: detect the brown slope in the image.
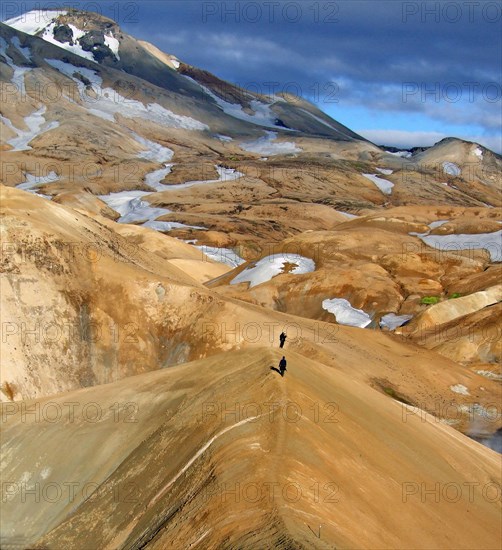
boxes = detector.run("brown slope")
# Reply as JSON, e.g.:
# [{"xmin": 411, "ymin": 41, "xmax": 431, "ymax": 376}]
[
  {"xmin": 0, "ymin": 185, "xmax": 224, "ymax": 400},
  {"xmin": 2, "ymin": 186, "xmax": 500, "ymax": 436},
  {"xmin": 1, "ymin": 348, "xmax": 500, "ymax": 549}
]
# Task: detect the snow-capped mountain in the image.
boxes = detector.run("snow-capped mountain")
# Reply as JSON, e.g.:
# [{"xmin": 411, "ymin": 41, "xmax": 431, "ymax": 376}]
[
  {"xmin": 1, "ymin": 8, "xmax": 364, "ymax": 139},
  {"xmin": 0, "ymin": 8, "xmax": 500, "ymax": 207}
]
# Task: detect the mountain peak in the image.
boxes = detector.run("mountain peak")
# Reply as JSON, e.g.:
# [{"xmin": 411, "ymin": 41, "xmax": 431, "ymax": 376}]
[{"xmin": 4, "ymin": 8, "xmax": 122, "ymax": 64}]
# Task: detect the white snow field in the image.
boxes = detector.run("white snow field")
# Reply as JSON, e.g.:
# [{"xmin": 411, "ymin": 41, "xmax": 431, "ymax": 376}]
[
  {"xmin": 16, "ymin": 171, "xmax": 59, "ymax": 198},
  {"xmin": 442, "ymin": 161, "xmax": 461, "ymax": 176},
  {"xmin": 231, "ymin": 254, "xmax": 315, "ymax": 288},
  {"xmin": 132, "ymin": 133, "xmax": 175, "ymax": 163},
  {"xmin": 103, "ymin": 33, "xmax": 120, "ymax": 60},
  {"xmin": 379, "ymin": 313, "xmax": 413, "ymax": 330},
  {"xmin": 419, "ymin": 231, "xmax": 502, "ymax": 262},
  {"xmin": 362, "ymin": 173, "xmax": 394, "ymax": 195},
  {"xmin": 376, "ymin": 167, "xmax": 393, "ymax": 175},
  {"xmin": 4, "ymin": 10, "xmax": 67, "ymax": 35},
  {"xmin": 98, "ymin": 190, "xmax": 205, "ymax": 232},
  {"xmin": 240, "ymin": 131, "xmax": 301, "ymax": 155},
  {"xmin": 4, "ymin": 106, "xmax": 59, "ymax": 152},
  {"xmin": 410, "ymin": 221, "xmax": 502, "ymax": 263},
  {"xmin": 42, "ymin": 22, "xmax": 94, "ymax": 61},
  {"xmin": 450, "ymin": 384, "xmax": 470, "ymax": 395},
  {"xmin": 322, "ymin": 298, "xmax": 372, "ymax": 328},
  {"xmin": 130, "ymin": 133, "xmax": 176, "ymax": 191},
  {"xmin": 197, "ymin": 246, "xmax": 246, "ymax": 268},
  {"xmin": 44, "ymin": 59, "xmax": 209, "ymax": 130},
  {"xmin": 99, "ymin": 190, "xmax": 164, "ymax": 221}
]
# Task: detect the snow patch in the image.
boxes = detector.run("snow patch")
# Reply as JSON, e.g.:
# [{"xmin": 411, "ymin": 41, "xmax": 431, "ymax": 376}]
[
  {"xmin": 4, "ymin": 10, "xmax": 66, "ymax": 35},
  {"xmin": 322, "ymin": 298, "xmax": 372, "ymax": 328},
  {"xmin": 362, "ymin": 173, "xmax": 394, "ymax": 195},
  {"xmin": 4, "ymin": 106, "xmax": 59, "ymax": 151},
  {"xmin": 99, "ymin": 191, "xmax": 167, "ymax": 224},
  {"xmin": 104, "ymin": 32, "xmax": 120, "ymax": 60},
  {"xmin": 231, "ymin": 253, "xmax": 315, "ymax": 288},
  {"xmin": 99, "ymin": 191, "xmax": 204, "ymax": 232},
  {"xmin": 17, "ymin": 171, "xmax": 59, "ymax": 198},
  {"xmin": 417, "ymin": 231, "xmax": 502, "ymax": 262},
  {"xmin": 443, "ymin": 162, "xmax": 461, "ymax": 176},
  {"xmin": 474, "ymin": 147, "xmax": 483, "ymax": 159},
  {"xmin": 144, "ymin": 165, "xmax": 174, "ymax": 191},
  {"xmin": 99, "ymin": 164, "xmax": 241, "ymax": 231},
  {"xmin": 45, "ymin": 59, "xmax": 209, "ymax": 130},
  {"xmin": 428, "ymin": 219, "xmax": 450, "ymax": 230},
  {"xmin": 338, "ymin": 211, "xmax": 359, "ymax": 219},
  {"xmin": 144, "ymin": 220, "xmax": 204, "ymax": 232},
  {"xmin": 2, "ymin": 41, "xmax": 29, "ymax": 95},
  {"xmin": 240, "ymin": 131, "xmax": 301, "ymax": 155},
  {"xmin": 379, "ymin": 313, "xmax": 412, "ymax": 330},
  {"xmin": 132, "ymin": 133, "xmax": 174, "ymax": 163},
  {"xmin": 197, "ymin": 246, "xmax": 245, "ymax": 268},
  {"xmin": 376, "ymin": 167, "xmax": 393, "ymax": 175},
  {"xmin": 41, "ymin": 22, "xmax": 95, "ymax": 61},
  {"xmin": 450, "ymin": 384, "xmax": 470, "ymax": 395}
]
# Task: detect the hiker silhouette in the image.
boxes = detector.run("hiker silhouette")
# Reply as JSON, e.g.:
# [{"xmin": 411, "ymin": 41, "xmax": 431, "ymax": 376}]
[
  {"xmin": 279, "ymin": 356, "xmax": 287, "ymax": 376},
  {"xmin": 279, "ymin": 331, "xmax": 287, "ymax": 348}
]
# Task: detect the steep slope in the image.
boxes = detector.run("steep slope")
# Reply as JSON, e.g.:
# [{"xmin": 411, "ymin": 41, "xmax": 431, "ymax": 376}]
[
  {"xmin": 1, "ymin": 348, "xmax": 500, "ymax": 549},
  {"xmin": 0, "ymin": 184, "xmax": 227, "ymax": 400}
]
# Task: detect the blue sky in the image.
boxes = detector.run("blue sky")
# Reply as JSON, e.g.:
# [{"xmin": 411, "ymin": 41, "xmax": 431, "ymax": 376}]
[{"xmin": 2, "ymin": 0, "xmax": 501, "ymax": 152}]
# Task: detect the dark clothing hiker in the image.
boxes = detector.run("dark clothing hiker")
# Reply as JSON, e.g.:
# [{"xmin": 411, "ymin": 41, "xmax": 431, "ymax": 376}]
[
  {"xmin": 279, "ymin": 332, "xmax": 287, "ymax": 348},
  {"xmin": 279, "ymin": 356, "xmax": 287, "ymax": 376}
]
